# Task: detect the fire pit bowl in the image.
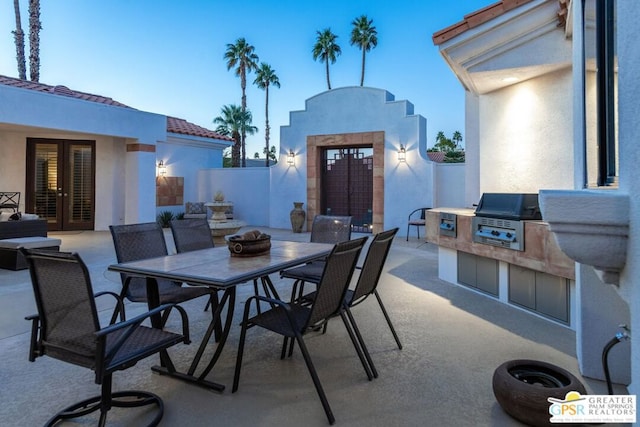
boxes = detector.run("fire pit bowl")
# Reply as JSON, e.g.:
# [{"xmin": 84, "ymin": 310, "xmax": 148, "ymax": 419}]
[{"xmin": 228, "ymin": 230, "xmax": 271, "ymax": 257}]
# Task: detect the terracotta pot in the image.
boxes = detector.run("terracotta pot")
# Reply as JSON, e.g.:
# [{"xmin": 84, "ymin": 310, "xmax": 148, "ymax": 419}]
[{"xmin": 290, "ymin": 202, "xmax": 306, "ymax": 233}]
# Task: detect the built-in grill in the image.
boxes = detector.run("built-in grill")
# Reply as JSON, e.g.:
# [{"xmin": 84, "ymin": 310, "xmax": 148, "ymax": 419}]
[{"xmin": 471, "ymin": 193, "xmax": 541, "ymax": 251}]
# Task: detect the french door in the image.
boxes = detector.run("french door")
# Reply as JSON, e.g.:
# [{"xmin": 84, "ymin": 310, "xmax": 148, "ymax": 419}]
[
  {"xmin": 321, "ymin": 147, "xmax": 373, "ymax": 233},
  {"xmin": 26, "ymin": 138, "xmax": 95, "ymax": 231}
]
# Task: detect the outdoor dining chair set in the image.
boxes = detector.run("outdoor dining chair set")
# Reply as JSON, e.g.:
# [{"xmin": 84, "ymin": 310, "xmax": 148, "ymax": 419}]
[{"xmin": 20, "ymin": 216, "xmax": 403, "ymax": 426}]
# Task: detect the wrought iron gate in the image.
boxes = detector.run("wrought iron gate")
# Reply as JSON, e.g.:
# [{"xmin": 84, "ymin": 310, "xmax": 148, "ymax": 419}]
[{"xmin": 321, "ymin": 147, "xmax": 373, "ymax": 233}]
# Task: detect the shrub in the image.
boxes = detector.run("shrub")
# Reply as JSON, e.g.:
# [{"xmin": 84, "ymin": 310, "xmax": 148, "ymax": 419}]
[{"xmin": 156, "ymin": 210, "xmax": 175, "ymax": 228}]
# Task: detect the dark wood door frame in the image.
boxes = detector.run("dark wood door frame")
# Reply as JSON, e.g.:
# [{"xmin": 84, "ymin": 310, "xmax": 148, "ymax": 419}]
[
  {"xmin": 26, "ymin": 138, "xmax": 96, "ymax": 231},
  {"xmin": 306, "ymin": 131, "xmax": 385, "ymax": 234}
]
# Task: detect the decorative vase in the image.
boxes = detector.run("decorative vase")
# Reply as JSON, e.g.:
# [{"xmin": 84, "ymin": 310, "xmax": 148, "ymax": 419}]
[{"xmin": 290, "ymin": 202, "xmax": 306, "ymax": 233}]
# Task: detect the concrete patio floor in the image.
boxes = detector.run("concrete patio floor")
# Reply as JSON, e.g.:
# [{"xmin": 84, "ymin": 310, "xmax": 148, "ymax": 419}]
[{"xmin": 0, "ymin": 227, "xmax": 628, "ymax": 426}]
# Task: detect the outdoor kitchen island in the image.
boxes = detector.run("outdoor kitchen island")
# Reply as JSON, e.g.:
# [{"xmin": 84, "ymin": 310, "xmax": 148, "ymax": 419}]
[{"xmin": 425, "ymin": 207, "xmax": 576, "ymax": 327}]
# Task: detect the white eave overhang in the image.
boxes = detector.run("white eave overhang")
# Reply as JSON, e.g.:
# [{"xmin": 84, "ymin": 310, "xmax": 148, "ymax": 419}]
[{"xmin": 436, "ymin": 0, "xmax": 572, "ymax": 95}]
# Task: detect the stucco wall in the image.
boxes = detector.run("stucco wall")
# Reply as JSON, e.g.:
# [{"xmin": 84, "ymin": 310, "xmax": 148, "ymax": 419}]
[
  {"xmin": 155, "ymin": 136, "xmax": 225, "ymax": 216},
  {"xmin": 0, "ymin": 128, "xmax": 125, "ymax": 230},
  {"xmin": 477, "ymin": 69, "xmax": 574, "ymax": 194},
  {"xmin": 198, "ymin": 167, "xmax": 271, "ymax": 227},
  {"xmin": 270, "ymin": 87, "xmax": 434, "ymax": 234},
  {"xmin": 434, "ymin": 163, "xmax": 466, "ymax": 208},
  {"xmin": 617, "ymin": 0, "xmax": 640, "ymax": 396}
]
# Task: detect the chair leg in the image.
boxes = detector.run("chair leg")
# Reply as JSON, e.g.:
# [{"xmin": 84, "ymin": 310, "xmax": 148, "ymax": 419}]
[
  {"xmin": 294, "ymin": 332, "xmax": 336, "ymax": 425},
  {"xmin": 232, "ymin": 302, "xmax": 253, "ymax": 393},
  {"xmin": 374, "ymin": 290, "xmax": 403, "ymax": 350},
  {"xmin": 340, "ymin": 310, "xmax": 375, "ymax": 380},
  {"xmin": 252, "ymin": 279, "xmax": 262, "ymax": 314},
  {"xmin": 45, "ymin": 375, "xmax": 163, "ymax": 427},
  {"xmin": 109, "ymin": 288, "xmax": 128, "ymax": 324},
  {"xmin": 209, "ymin": 292, "xmax": 223, "ymax": 342},
  {"xmin": 406, "ymin": 223, "xmax": 410, "ymax": 241}
]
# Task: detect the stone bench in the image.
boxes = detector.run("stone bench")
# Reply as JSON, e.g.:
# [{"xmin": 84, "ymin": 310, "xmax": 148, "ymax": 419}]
[{"xmin": 0, "ymin": 237, "xmax": 62, "ymax": 271}]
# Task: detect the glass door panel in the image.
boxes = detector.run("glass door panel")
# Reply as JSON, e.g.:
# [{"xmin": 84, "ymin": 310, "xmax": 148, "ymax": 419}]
[{"xmin": 26, "ymin": 138, "xmax": 95, "ymax": 231}]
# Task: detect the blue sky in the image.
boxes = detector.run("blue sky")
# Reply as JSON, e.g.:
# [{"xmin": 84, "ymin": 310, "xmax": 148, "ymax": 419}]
[{"xmin": 1, "ymin": 0, "xmax": 491, "ymax": 157}]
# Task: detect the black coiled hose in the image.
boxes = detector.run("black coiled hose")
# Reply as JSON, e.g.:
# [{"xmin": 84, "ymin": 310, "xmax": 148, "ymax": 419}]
[{"xmin": 602, "ymin": 332, "xmax": 629, "ymax": 395}]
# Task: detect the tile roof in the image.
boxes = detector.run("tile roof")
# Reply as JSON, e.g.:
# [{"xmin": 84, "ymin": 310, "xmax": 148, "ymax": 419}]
[
  {"xmin": 427, "ymin": 151, "xmax": 446, "ymax": 163},
  {"xmin": 0, "ymin": 74, "xmax": 131, "ymax": 107},
  {"xmin": 0, "ymin": 74, "xmax": 231, "ymax": 141},
  {"xmin": 432, "ymin": 0, "xmax": 567, "ymax": 45},
  {"xmin": 167, "ymin": 116, "xmax": 232, "ymax": 141}
]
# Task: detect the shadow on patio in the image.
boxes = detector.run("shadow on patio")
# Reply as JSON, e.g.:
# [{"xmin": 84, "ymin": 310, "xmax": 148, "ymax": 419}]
[{"xmin": 0, "ymin": 228, "xmax": 627, "ymax": 426}]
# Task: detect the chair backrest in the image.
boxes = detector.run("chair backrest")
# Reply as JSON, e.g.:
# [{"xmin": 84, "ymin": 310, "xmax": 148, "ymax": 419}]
[
  {"xmin": 110, "ymin": 222, "xmax": 169, "ymax": 262},
  {"xmin": 109, "ymin": 222, "xmax": 174, "ymax": 301},
  {"xmin": 170, "ymin": 218, "xmax": 214, "ymax": 253},
  {"xmin": 306, "ymin": 237, "xmax": 368, "ymax": 328},
  {"xmin": 22, "ymin": 249, "xmax": 99, "ymax": 368},
  {"xmin": 350, "ymin": 228, "xmax": 399, "ymax": 304},
  {"xmin": 310, "ymin": 215, "xmax": 353, "ymax": 244}
]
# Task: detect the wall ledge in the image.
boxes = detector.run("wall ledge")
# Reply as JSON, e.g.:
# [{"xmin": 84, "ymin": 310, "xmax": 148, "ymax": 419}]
[{"xmin": 539, "ymin": 189, "xmax": 629, "ymax": 285}]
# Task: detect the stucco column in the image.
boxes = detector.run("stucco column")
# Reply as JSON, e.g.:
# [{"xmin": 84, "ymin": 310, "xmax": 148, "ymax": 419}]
[{"xmin": 124, "ymin": 143, "xmax": 157, "ymax": 223}]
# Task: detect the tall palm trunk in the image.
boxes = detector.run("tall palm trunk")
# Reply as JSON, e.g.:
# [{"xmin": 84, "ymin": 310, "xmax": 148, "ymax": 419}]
[
  {"xmin": 240, "ymin": 68, "xmax": 247, "ymax": 168},
  {"xmin": 360, "ymin": 49, "xmax": 366, "ymax": 86},
  {"xmin": 264, "ymin": 86, "xmax": 270, "ymax": 167},
  {"xmin": 28, "ymin": 0, "xmax": 41, "ymax": 82},
  {"xmin": 325, "ymin": 61, "xmax": 331, "ymax": 90},
  {"xmin": 12, "ymin": 0, "xmax": 26, "ymax": 80},
  {"xmin": 232, "ymin": 131, "xmax": 241, "ymax": 167}
]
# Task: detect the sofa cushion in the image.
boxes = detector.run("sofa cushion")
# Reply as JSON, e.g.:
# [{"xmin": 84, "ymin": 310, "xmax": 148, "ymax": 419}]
[{"xmin": 186, "ymin": 202, "xmax": 206, "ymax": 214}]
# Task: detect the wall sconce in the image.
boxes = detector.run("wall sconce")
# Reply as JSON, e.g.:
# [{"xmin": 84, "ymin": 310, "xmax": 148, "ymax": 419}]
[
  {"xmin": 157, "ymin": 160, "xmax": 167, "ymax": 176},
  {"xmin": 397, "ymin": 144, "xmax": 406, "ymax": 162},
  {"xmin": 287, "ymin": 149, "xmax": 295, "ymax": 166}
]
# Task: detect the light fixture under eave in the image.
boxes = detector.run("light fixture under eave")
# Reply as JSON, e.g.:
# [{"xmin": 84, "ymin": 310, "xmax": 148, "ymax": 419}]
[
  {"xmin": 158, "ymin": 160, "xmax": 167, "ymax": 176},
  {"xmin": 398, "ymin": 144, "xmax": 406, "ymax": 162},
  {"xmin": 287, "ymin": 150, "xmax": 295, "ymax": 166}
]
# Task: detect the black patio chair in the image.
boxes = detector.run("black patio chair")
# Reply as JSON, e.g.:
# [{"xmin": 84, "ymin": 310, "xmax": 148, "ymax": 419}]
[
  {"xmin": 233, "ymin": 237, "xmax": 370, "ymax": 425},
  {"xmin": 406, "ymin": 207, "xmax": 429, "ymax": 241},
  {"xmin": 169, "ymin": 218, "xmax": 222, "ymax": 337},
  {"xmin": 109, "ymin": 222, "xmax": 216, "ymax": 324},
  {"xmin": 290, "ymin": 228, "xmax": 402, "ymax": 378},
  {"xmin": 280, "ymin": 215, "xmax": 352, "ymax": 300},
  {"xmin": 22, "ymin": 248, "xmax": 190, "ymax": 427},
  {"xmin": 169, "ymin": 217, "xmax": 215, "ymax": 253}
]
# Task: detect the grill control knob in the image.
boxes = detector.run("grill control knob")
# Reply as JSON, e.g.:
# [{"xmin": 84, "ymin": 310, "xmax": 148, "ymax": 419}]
[
  {"xmin": 506, "ymin": 233, "xmax": 512, "ymax": 238},
  {"xmin": 491, "ymin": 230, "xmax": 500, "ymax": 236}
]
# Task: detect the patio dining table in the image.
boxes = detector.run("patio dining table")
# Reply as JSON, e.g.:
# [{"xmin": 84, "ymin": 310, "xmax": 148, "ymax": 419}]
[{"xmin": 108, "ymin": 240, "xmax": 333, "ymax": 392}]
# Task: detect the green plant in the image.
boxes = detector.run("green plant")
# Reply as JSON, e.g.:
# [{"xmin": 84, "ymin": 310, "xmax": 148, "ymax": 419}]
[
  {"xmin": 156, "ymin": 210, "xmax": 175, "ymax": 228},
  {"xmin": 175, "ymin": 212, "xmax": 185, "ymax": 220}
]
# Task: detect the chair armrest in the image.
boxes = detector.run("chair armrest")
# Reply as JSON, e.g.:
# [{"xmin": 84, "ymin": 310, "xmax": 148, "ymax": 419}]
[
  {"xmin": 24, "ymin": 314, "xmax": 41, "ymax": 362},
  {"xmin": 94, "ymin": 290, "xmax": 126, "ymax": 323},
  {"xmin": 96, "ymin": 303, "xmax": 191, "ymax": 361}
]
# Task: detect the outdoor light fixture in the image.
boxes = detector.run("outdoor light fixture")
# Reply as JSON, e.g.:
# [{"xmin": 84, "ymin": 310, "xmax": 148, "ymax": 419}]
[
  {"xmin": 398, "ymin": 144, "xmax": 406, "ymax": 162},
  {"xmin": 158, "ymin": 160, "xmax": 167, "ymax": 176},
  {"xmin": 287, "ymin": 149, "xmax": 295, "ymax": 166}
]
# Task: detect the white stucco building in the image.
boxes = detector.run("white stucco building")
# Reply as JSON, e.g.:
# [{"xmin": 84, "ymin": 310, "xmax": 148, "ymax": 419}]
[
  {"xmin": 0, "ymin": 75, "xmax": 232, "ymax": 231},
  {"xmin": 434, "ymin": 0, "xmax": 638, "ymax": 393}
]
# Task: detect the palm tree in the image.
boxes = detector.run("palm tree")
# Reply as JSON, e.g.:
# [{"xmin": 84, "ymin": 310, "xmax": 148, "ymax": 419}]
[
  {"xmin": 254, "ymin": 63, "xmax": 280, "ymax": 167},
  {"xmin": 350, "ymin": 15, "xmax": 377, "ymax": 86},
  {"xmin": 312, "ymin": 29, "xmax": 341, "ymax": 90},
  {"xmin": 213, "ymin": 104, "xmax": 257, "ymax": 168},
  {"xmin": 12, "ymin": 0, "xmax": 26, "ymax": 80},
  {"xmin": 28, "ymin": 0, "xmax": 41, "ymax": 82},
  {"xmin": 224, "ymin": 38, "xmax": 259, "ymax": 167}
]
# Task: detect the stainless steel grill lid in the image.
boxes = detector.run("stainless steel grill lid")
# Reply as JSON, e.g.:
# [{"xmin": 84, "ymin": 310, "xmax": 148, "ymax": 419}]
[{"xmin": 474, "ymin": 193, "xmax": 542, "ymax": 221}]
